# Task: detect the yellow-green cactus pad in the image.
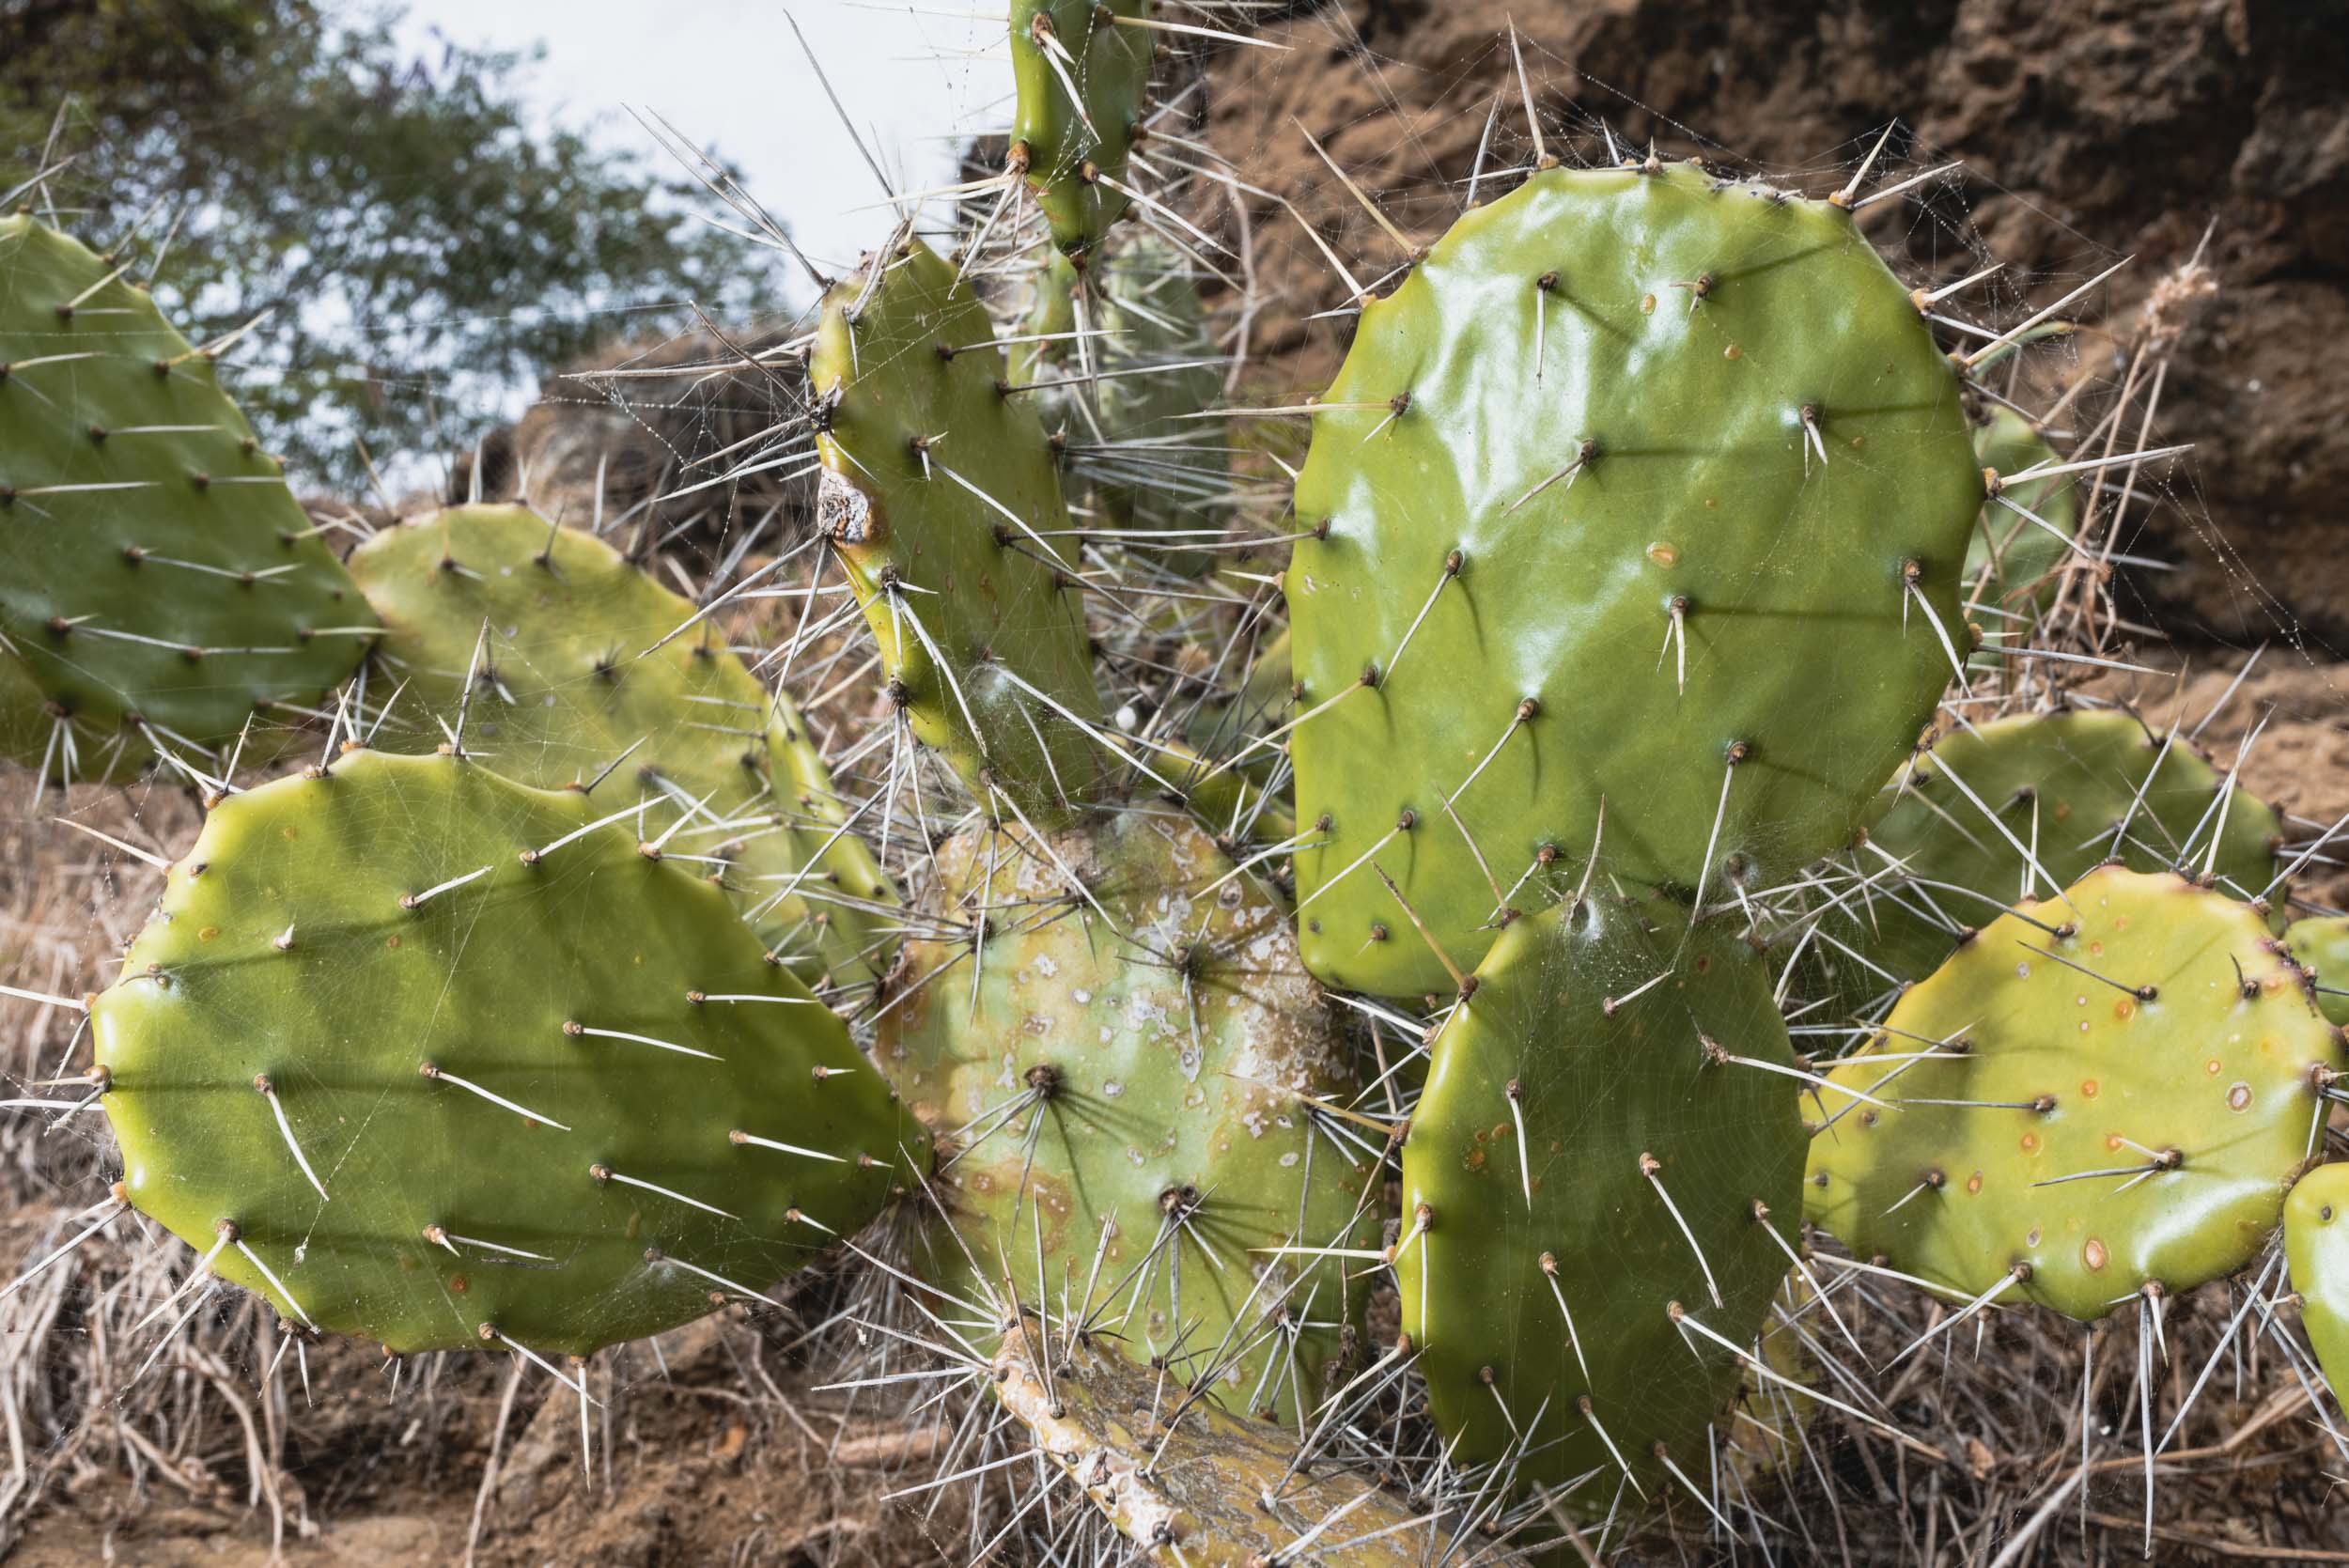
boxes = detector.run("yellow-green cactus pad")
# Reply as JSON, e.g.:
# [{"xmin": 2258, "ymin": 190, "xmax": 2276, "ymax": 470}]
[
  {"xmin": 1398, "ymin": 891, "xmax": 1805, "ymax": 1505},
  {"xmin": 1850, "ymin": 709, "xmax": 2281, "ymax": 987},
  {"xmin": 1808, "ymin": 865, "xmax": 2339, "ymax": 1320},
  {"xmin": 1286, "ymin": 161, "xmax": 1983, "ymax": 996},
  {"xmin": 1010, "ymin": 0, "xmax": 1155, "ymax": 259},
  {"xmin": 2287, "ymin": 917, "xmax": 2349, "ymax": 1028},
  {"xmin": 812, "ymin": 239, "xmax": 1104, "ymax": 818},
  {"xmin": 0, "ymin": 217, "xmax": 374, "ymax": 755},
  {"xmin": 91, "ymin": 748, "xmax": 926, "ymax": 1356},
  {"xmin": 2285, "ymin": 1164, "xmax": 2349, "ymax": 1401},
  {"xmin": 349, "ymin": 505, "xmax": 895, "ymax": 983},
  {"xmin": 880, "ymin": 811, "xmax": 1370, "ymax": 1420}
]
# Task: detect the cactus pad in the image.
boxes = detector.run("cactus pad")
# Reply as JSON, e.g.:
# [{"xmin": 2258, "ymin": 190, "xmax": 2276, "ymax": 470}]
[
  {"xmin": 1009, "ymin": 1, "xmax": 1154, "ymax": 260},
  {"xmin": 90, "ymin": 748, "xmax": 925, "ymax": 1356},
  {"xmin": 2287, "ymin": 917, "xmax": 2349, "ymax": 1028},
  {"xmin": 1806, "ymin": 865, "xmax": 2338, "ymax": 1320},
  {"xmin": 0, "ymin": 216, "xmax": 373, "ymax": 754},
  {"xmin": 1966, "ymin": 407, "xmax": 2076, "ymax": 613},
  {"xmin": 1397, "ymin": 892, "xmax": 1805, "ymax": 1504},
  {"xmin": 348, "ymin": 505, "xmax": 894, "ymax": 981},
  {"xmin": 880, "ymin": 811, "xmax": 1370, "ymax": 1420},
  {"xmin": 1284, "ymin": 161, "xmax": 1983, "ymax": 996},
  {"xmin": 1848, "ymin": 709, "xmax": 2280, "ymax": 988},
  {"xmin": 2284, "ymin": 1164, "xmax": 2349, "ymax": 1401},
  {"xmin": 811, "ymin": 239, "xmax": 1103, "ymax": 817},
  {"xmin": 991, "ymin": 1322, "xmax": 1426, "ymax": 1566}
]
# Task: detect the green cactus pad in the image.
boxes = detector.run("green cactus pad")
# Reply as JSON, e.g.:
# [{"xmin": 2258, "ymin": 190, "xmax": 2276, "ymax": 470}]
[
  {"xmin": 348, "ymin": 504, "xmax": 895, "ymax": 982},
  {"xmin": 992, "ymin": 1322, "xmax": 1428, "ymax": 1566},
  {"xmin": 1009, "ymin": 0, "xmax": 1154, "ymax": 259},
  {"xmin": 0, "ymin": 648, "xmax": 150, "ymax": 784},
  {"xmin": 1966, "ymin": 407, "xmax": 2076, "ymax": 614},
  {"xmin": 1807, "ymin": 865, "xmax": 2339, "ymax": 1320},
  {"xmin": 0, "ymin": 217, "xmax": 373, "ymax": 754},
  {"xmin": 91, "ymin": 748, "xmax": 926, "ymax": 1356},
  {"xmin": 879, "ymin": 811, "xmax": 1370, "ymax": 1420},
  {"xmin": 2287, "ymin": 918, "xmax": 2349, "ymax": 1028},
  {"xmin": 1846, "ymin": 709, "xmax": 2281, "ymax": 988},
  {"xmin": 1398, "ymin": 892, "xmax": 1805, "ymax": 1504},
  {"xmin": 1285, "ymin": 161, "xmax": 1983, "ymax": 996},
  {"xmin": 811, "ymin": 238, "xmax": 1104, "ymax": 818},
  {"xmin": 2284, "ymin": 1164, "xmax": 2349, "ymax": 1401}
]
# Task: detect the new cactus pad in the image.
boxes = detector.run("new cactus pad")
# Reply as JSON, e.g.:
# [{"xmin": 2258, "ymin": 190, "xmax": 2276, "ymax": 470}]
[
  {"xmin": 1806, "ymin": 865, "xmax": 2338, "ymax": 1320},
  {"xmin": 349, "ymin": 505, "xmax": 895, "ymax": 982},
  {"xmin": 879, "ymin": 812, "xmax": 1370, "ymax": 1420},
  {"xmin": 90, "ymin": 748, "xmax": 926, "ymax": 1356},
  {"xmin": 1284, "ymin": 161, "xmax": 1984, "ymax": 997},
  {"xmin": 0, "ymin": 217, "xmax": 373, "ymax": 759},
  {"xmin": 811, "ymin": 239, "xmax": 1105, "ymax": 818},
  {"xmin": 1398, "ymin": 890, "xmax": 1805, "ymax": 1504},
  {"xmin": 1009, "ymin": 0, "xmax": 1154, "ymax": 260},
  {"xmin": 1847, "ymin": 708, "xmax": 2280, "ymax": 988}
]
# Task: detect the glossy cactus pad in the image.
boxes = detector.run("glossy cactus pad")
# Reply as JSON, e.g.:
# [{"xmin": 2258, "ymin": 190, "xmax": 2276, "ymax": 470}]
[
  {"xmin": 0, "ymin": 216, "xmax": 373, "ymax": 758},
  {"xmin": 91, "ymin": 748, "xmax": 925, "ymax": 1357},
  {"xmin": 811, "ymin": 238, "xmax": 1103, "ymax": 817},
  {"xmin": 1398, "ymin": 891, "xmax": 1806, "ymax": 1505},
  {"xmin": 879, "ymin": 811, "xmax": 1371, "ymax": 1420},
  {"xmin": 1807, "ymin": 865, "xmax": 2338, "ymax": 1320},
  {"xmin": 349, "ymin": 505, "xmax": 894, "ymax": 982},
  {"xmin": 1285, "ymin": 160, "xmax": 1983, "ymax": 995}
]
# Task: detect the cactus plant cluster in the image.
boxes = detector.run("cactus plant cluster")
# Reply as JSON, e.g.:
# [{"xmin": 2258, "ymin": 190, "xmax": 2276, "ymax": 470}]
[{"xmin": 8, "ymin": 6, "xmax": 2349, "ymax": 1562}]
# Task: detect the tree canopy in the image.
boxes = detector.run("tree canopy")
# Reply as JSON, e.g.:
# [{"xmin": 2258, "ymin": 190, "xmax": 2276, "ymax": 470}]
[{"xmin": 2, "ymin": 0, "xmax": 763, "ymax": 488}]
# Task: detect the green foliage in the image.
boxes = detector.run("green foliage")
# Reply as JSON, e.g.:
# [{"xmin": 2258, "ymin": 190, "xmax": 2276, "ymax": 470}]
[
  {"xmin": 1399, "ymin": 889, "xmax": 1803, "ymax": 1505},
  {"xmin": 880, "ymin": 812, "xmax": 1371, "ymax": 1419},
  {"xmin": 1285, "ymin": 161, "xmax": 1984, "ymax": 997},
  {"xmin": 348, "ymin": 504, "xmax": 896, "ymax": 983},
  {"xmin": 811, "ymin": 238, "xmax": 1105, "ymax": 819},
  {"xmin": 0, "ymin": 0, "xmax": 757, "ymax": 484},
  {"xmin": 91, "ymin": 747, "xmax": 926, "ymax": 1355},
  {"xmin": 1808, "ymin": 865, "xmax": 2338, "ymax": 1320},
  {"xmin": 1844, "ymin": 708, "xmax": 2281, "ymax": 990},
  {"xmin": 0, "ymin": 215, "xmax": 374, "ymax": 764}
]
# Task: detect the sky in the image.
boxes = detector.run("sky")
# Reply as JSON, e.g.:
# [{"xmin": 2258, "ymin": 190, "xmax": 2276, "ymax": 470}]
[{"xmin": 388, "ymin": 2, "xmax": 1001, "ymax": 277}]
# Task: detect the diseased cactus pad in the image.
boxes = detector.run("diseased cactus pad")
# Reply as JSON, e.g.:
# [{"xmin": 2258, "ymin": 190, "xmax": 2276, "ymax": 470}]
[
  {"xmin": 349, "ymin": 505, "xmax": 895, "ymax": 982},
  {"xmin": 1286, "ymin": 160, "xmax": 1983, "ymax": 996},
  {"xmin": 0, "ymin": 216, "xmax": 373, "ymax": 756},
  {"xmin": 92, "ymin": 749, "xmax": 926, "ymax": 1357},
  {"xmin": 879, "ymin": 811, "xmax": 1371, "ymax": 1421},
  {"xmin": 1807, "ymin": 866, "xmax": 2338, "ymax": 1321},
  {"xmin": 1398, "ymin": 891, "xmax": 1805, "ymax": 1506}
]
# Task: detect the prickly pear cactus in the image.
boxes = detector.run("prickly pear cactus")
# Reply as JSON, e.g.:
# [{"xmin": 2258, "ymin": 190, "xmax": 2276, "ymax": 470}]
[
  {"xmin": 1849, "ymin": 709, "xmax": 2281, "ymax": 987},
  {"xmin": 1285, "ymin": 161, "xmax": 1984, "ymax": 996},
  {"xmin": 879, "ymin": 812, "xmax": 1370, "ymax": 1419},
  {"xmin": 2287, "ymin": 916, "xmax": 2349, "ymax": 1027},
  {"xmin": 1398, "ymin": 891, "xmax": 1805, "ymax": 1504},
  {"xmin": 90, "ymin": 748, "xmax": 926, "ymax": 1356},
  {"xmin": 1806, "ymin": 865, "xmax": 2339, "ymax": 1320},
  {"xmin": 0, "ymin": 216, "xmax": 374, "ymax": 757},
  {"xmin": 991, "ymin": 1322, "xmax": 1424, "ymax": 1566},
  {"xmin": 0, "ymin": 650, "xmax": 149, "ymax": 784},
  {"xmin": 348, "ymin": 504, "xmax": 895, "ymax": 982},
  {"xmin": 1009, "ymin": 0, "xmax": 1154, "ymax": 259},
  {"xmin": 2285, "ymin": 1164, "xmax": 2349, "ymax": 1399},
  {"xmin": 811, "ymin": 239, "xmax": 1104, "ymax": 818},
  {"xmin": 1966, "ymin": 407, "xmax": 2076, "ymax": 613}
]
